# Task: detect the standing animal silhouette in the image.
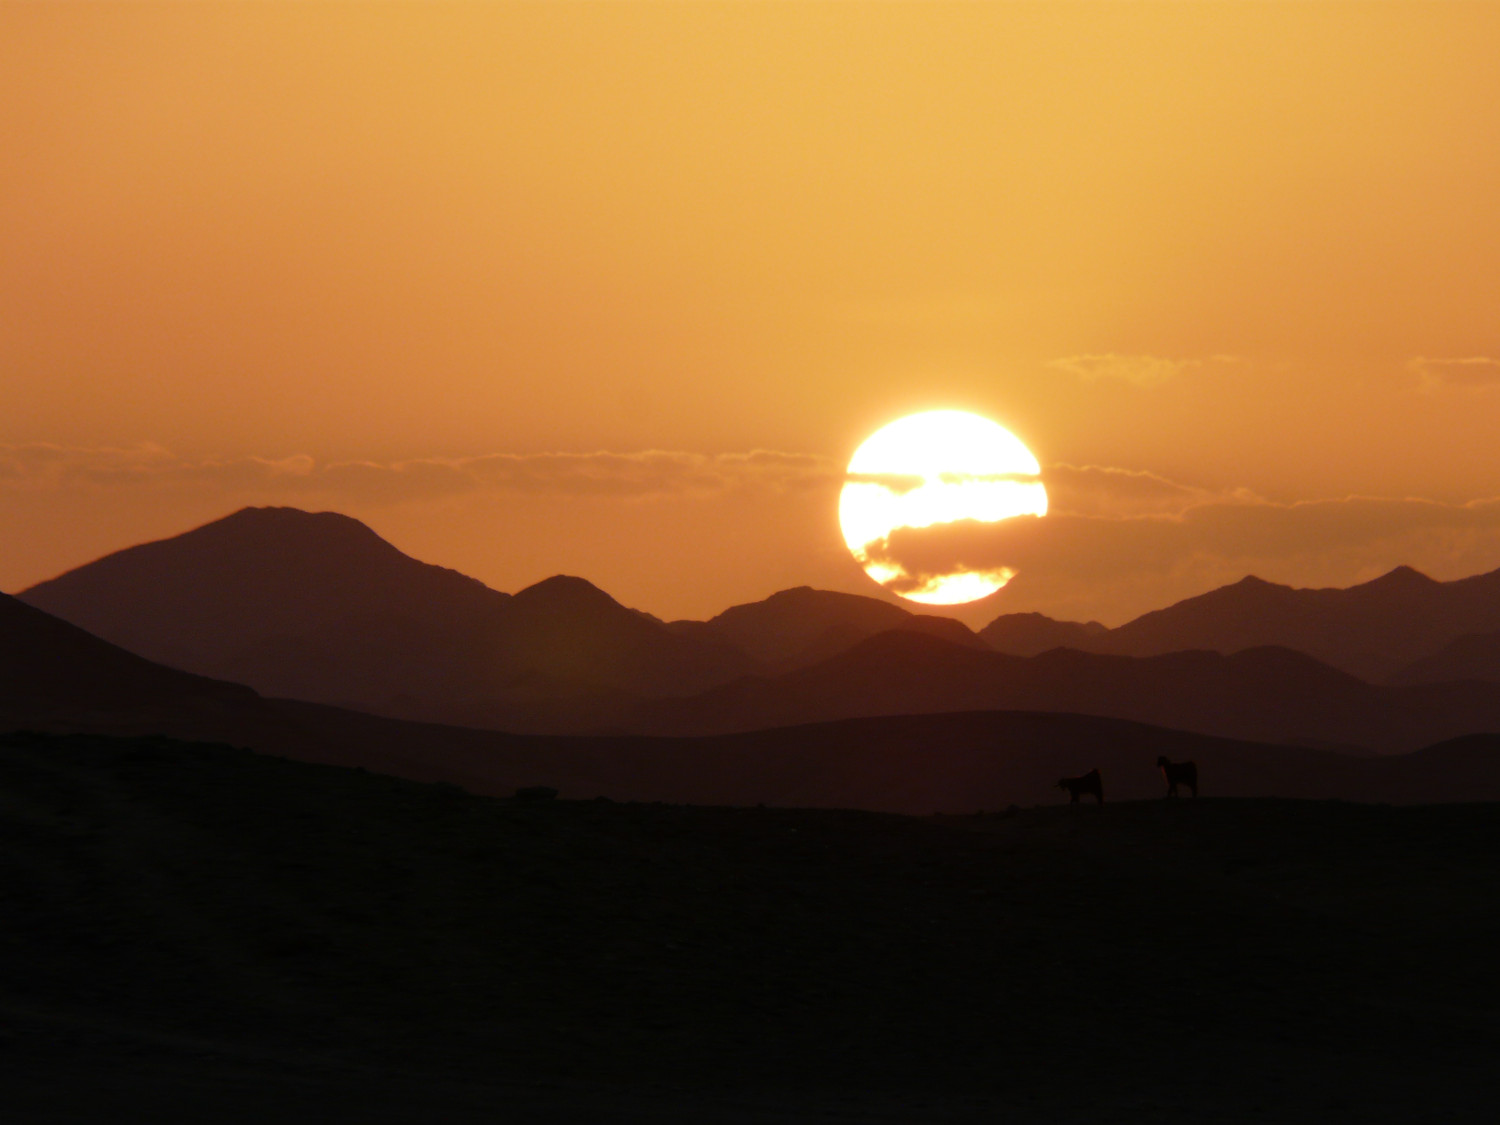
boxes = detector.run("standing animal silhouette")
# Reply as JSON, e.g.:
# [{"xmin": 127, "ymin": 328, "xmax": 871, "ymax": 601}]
[
  {"xmin": 1056, "ymin": 768, "xmax": 1104, "ymax": 804},
  {"xmin": 1157, "ymin": 756, "xmax": 1198, "ymax": 797}
]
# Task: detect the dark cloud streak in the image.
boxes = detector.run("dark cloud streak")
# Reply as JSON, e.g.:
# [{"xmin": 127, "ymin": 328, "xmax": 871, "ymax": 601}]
[{"xmin": 0, "ymin": 444, "xmax": 843, "ymax": 502}]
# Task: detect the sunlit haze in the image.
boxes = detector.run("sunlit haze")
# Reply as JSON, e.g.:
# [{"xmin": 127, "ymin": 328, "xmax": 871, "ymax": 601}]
[{"xmin": 5, "ymin": 3, "xmax": 1500, "ymax": 625}]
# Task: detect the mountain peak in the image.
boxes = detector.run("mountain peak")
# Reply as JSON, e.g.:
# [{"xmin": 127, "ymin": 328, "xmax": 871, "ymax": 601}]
[
  {"xmin": 17, "ymin": 506, "xmax": 509, "ymax": 688},
  {"xmin": 722, "ymin": 586, "xmax": 892, "ymax": 614},
  {"xmin": 223, "ymin": 505, "xmax": 358, "ymax": 525},
  {"xmin": 208, "ymin": 505, "xmax": 390, "ymax": 544},
  {"xmin": 512, "ymin": 574, "xmax": 622, "ymax": 611},
  {"xmin": 760, "ymin": 586, "xmax": 824, "ymax": 606},
  {"xmin": 1363, "ymin": 565, "xmax": 1436, "ymax": 589}
]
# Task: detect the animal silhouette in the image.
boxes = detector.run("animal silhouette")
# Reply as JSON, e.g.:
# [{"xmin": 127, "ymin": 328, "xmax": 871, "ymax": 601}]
[
  {"xmin": 1056, "ymin": 768, "xmax": 1104, "ymax": 804},
  {"xmin": 1157, "ymin": 756, "xmax": 1198, "ymax": 797}
]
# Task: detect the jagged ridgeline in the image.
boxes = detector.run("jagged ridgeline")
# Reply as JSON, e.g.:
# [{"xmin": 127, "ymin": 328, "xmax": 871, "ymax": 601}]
[{"xmin": 14, "ymin": 507, "xmax": 1500, "ymax": 749}]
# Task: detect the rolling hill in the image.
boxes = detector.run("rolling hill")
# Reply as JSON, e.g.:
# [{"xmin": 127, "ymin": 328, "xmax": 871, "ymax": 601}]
[
  {"xmin": 0, "ymin": 591, "xmax": 261, "ymax": 727},
  {"xmin": 633, "ymin": 630, "xmax": 1500, "ymax": 753},
  {"xmin": 1389, "ymin": 628, "xmax": 1500, "ymax": 686},
  {"xmin": 6, "ymin": 590, "xmax": 1500, "ymax": 809}
]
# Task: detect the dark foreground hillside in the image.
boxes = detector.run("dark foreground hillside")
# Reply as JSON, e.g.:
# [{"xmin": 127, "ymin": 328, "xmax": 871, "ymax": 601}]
[{"xmin": 3, "ymin": 732, "xmax": 1498, "ymax": 1123}]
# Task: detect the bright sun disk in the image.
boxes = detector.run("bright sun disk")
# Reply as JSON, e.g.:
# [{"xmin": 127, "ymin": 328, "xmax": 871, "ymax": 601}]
[{"xmin": 838, "ymin": 410, "xmax": 1047, "ymax": 605}]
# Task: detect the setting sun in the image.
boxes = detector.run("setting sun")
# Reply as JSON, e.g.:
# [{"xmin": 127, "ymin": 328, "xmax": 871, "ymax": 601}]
[{"xmin": 839, "ymin": 410, "xmax": 1048, "ymax": 605}]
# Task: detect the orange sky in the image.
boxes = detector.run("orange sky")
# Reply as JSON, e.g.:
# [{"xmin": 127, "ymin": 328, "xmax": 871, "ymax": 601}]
[{"xmin": 5, "ymin": 2, "xmax": 1500, "ymax": 626}]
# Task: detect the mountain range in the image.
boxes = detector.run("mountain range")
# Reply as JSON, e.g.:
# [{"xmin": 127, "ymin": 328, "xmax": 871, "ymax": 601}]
[
  {"xmin": 18, "ymin": 508, "xmax": 761, "ymax": 710},
  {"xmin": 18, "ymin": 507, "xmax": 989, "ymax": 717},
  {"xmin": 12, "ymin": 506, "xmax": 1500, "ymax": 754},
  {"xmin": 984, "ymin": 566, "xmax": 1500, "ymax": 682}
]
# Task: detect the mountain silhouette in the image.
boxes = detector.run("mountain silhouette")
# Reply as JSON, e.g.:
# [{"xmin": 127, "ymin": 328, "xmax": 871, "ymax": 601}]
[
  {"xmin": 0, "ymin": 591, "xmax": 259, "ymax": 727},
  {"xmin": 18, "ymin": 507, "xmax": 754, "ymax": 717},
  {"xmin": 687, "ymin": 585, "xmax": 988, "ymax": 670},
  {"xmin": 981, "ymin": 565, "xmax": 1500, "ymax": 680},
  {"xmin": 17, "ymin": 506, "xmax": 1500, "ymax": 750},
  {"xmin": 979, "ymin": 611, "xmax": 1109, "ymax": 656},
  {"xmin": 466, "ymin": 572, "xmax": 755, "ymax": 698},
  {"xmin": 18, "ymin": 506, "xmax": 506, "ymax": 689}
]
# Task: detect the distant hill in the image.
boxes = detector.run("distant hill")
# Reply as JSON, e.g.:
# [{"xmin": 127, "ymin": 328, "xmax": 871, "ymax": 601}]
[
  {"xmin": 0, "ymin": 591, "xmax": 260, "ymax": 727},
  {"xmin": 980, "ymin": 565, "xmax": 1500, "ymax": 680},
  {"xmin": 455, "ymin": 572, "xmax": 757, "ymax": 700},
  {"xmin": 980, "ymin": 611, "xmax": 1109, "ymax": 656},
  {"xmin": 632, "ymin": 630, "xmax": 1500, "ymax": 753},
  {"xmin": 1389, "ymin": 629, "xmax": 1500, "ymax": 686},
  {"xmin": 18, "ymin": 507, "xmax": 754, "ymax": 716},
  {"xmin": 686, "ymin": 585, "xmax": 987, "ymax": 670}
]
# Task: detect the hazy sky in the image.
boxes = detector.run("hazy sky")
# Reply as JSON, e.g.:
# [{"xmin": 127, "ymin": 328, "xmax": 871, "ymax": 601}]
[{"xmin": 5, "ymin": 2, "xmax": 1500, "ymax": 626}]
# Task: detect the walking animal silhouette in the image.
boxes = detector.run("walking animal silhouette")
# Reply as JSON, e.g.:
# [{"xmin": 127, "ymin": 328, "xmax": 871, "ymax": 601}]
[
  {"xmin": 1157, "ymin": 757, "xmax": 1199, "ymax": 798},
  {"xmin": 1056, "ymin": 768, "xmax": 1104, "ymax": 804}
]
